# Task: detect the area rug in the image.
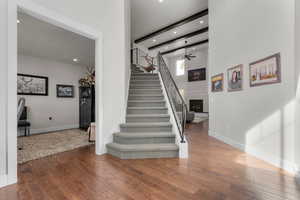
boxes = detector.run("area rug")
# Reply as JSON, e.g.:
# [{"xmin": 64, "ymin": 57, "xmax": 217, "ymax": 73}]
[{"xmin": 18, "ymin": 129, "xmax": 92, "ymax": 164}]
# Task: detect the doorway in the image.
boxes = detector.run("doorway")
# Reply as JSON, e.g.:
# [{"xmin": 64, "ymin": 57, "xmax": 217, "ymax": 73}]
[{"xmin": 5, "ymin": 1, "xmax": 103, "ymax": 186}]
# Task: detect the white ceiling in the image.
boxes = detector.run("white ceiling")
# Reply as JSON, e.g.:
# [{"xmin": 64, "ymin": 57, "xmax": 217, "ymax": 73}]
[
  {"xmin": 163, "ymin": 43, "xmax": 208, "ymax": 58},
  {"xmin": 131, "ymin": 0, "xmax": 209, "ymax": 55},
  {"xmin": 18, "ymin": 12, "xmax": 95, "ymax": 67},
  {"xmin": 131, "ymin": 0, "xmax": 208, "ymax": 40}
]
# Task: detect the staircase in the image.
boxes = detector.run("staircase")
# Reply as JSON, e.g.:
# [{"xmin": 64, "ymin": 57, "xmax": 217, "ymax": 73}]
[{"xmin": 106, "ymin": 66, "xmax": 179, "ymax": 159}]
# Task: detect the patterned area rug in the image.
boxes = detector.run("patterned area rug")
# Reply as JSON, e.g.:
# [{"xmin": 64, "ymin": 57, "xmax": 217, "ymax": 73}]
[{"xmin": 18, "ymin": 129, "xmax": 92, "ymax": 164}]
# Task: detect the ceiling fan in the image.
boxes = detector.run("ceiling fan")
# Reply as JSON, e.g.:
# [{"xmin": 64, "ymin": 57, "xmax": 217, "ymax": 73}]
[{"xmin": 183, "ymin": 41, "xmax": 196, "ymax": 61}]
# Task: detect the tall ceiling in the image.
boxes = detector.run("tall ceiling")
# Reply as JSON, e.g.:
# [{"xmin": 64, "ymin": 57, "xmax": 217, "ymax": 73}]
[
  {"xmin": 18, "ymin": 12, "xmax": 95, "ymax": 67},
  {"xmin": 131, "ymin": 0, "xmax": 208, "ymax": 40},
  {"xmin": 131, "ymin": 0, "xmax": 209, "ymax": 56}
]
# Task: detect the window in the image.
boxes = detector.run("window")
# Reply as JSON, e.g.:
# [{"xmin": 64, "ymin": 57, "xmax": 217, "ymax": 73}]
[{"xmin": 176, "ymin": 59, "xmax": 185, "ymax": 76}]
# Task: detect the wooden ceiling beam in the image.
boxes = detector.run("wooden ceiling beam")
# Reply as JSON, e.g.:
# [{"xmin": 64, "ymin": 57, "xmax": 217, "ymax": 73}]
[
  {"xmin": 134, "ymin": 9, "xmax": 208, "ymax": 44},
  {"xmin": 148, "ymin": 27, "xmax": 208, "ymax": 50}
]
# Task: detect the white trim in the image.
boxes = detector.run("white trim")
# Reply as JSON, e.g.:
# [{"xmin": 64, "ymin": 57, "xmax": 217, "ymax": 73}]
[
  {"xmin": 21, "ymin": 125, "xmax": 80, "ymax": 135},
  {"xmin": 0, "ymin": 175, "xmax": 7, "ymax": 188},
  {"xmin": 209, "ymin": 130, "xmax": 298, "ymax": 174},
  {"xmin": 158, "ymin": 72, "xmax": 188, "ymax": 158},
  {"xmin": 3, "ymin": 0, "xmax": 104, "ymax": 188}
]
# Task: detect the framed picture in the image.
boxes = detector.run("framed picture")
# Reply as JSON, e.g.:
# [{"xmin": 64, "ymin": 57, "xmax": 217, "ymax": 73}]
[
  {"xmin": 188, "ymin": 68, "xmax": 206, "ymax": 82},
  {"xmin": 56, "ymin": 85, "xmax": 74, "ymax": 98},
  {"xmin": 227, "ymin": 64, "xmax": 243, "ymax": 92},
  {"xmin": 249, "ymin": 53, "xmax": 281, "ymax": 87},
  {"xmin": 211, "ymin": 73, "xmax": 224, "ymax": 92},
  {"xmin": 17, "ymin": 74, "xmax": 48, "ymax": 96}
]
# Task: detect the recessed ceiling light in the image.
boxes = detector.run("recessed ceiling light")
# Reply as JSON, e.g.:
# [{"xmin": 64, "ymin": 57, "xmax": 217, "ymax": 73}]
[
  {"xmin": 152, "ymin": 39, "xmax": 156, "ymax": 42},
  {"xmin": 200, "ymin": 20, "xmax": 204, "ymax": 24},
  {"xmin": 17, "ymin": 19, "xmax": 20, "ymax": 24},
  {"xmin": 173, "ymin": 31, "xmax": 177, "ymax": 34},
  {"xmin": 73, "ymin": 58, "xmax": 79, "ymax": 62},
  {"xmin": 158, "ymin": 0, "xmax": 164, "ymax": 3}
]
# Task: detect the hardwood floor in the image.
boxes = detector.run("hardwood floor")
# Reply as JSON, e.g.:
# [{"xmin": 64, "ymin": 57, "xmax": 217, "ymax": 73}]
[{"xmin": 1, "ymin": 121, "xmax": 300, "ymax": 200}]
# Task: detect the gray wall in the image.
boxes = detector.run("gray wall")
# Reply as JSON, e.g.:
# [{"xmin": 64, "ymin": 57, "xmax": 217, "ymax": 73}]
[{"xmin": 18, "ymin": 55, "xmax": 86, "ymax": 134}]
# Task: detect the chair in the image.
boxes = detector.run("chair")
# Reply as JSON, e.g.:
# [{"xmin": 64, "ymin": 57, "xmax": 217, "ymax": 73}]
[{"xmin": 18, "ymin": 106, "xmax": 31, "ymax": 136}]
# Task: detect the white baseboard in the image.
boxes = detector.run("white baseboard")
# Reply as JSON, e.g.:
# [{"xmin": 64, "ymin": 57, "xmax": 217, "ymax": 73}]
[
  {"xmin": 0, "ymin": 175, "xmax": 7, "ymax": 188},
  {"xmin": 29, "ymin": 124, "xmax": 79, "ymax": 135},
  {"xmin": 209, "ymin": 130, "xmax": 298, "ymax": 174}
]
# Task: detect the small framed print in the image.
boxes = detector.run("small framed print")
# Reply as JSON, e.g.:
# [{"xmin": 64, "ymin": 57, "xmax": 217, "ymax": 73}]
[
  {"xmin": 227, "ymin": 64, "xmax": 243, "ymax": 92},
  {"xmin": 56, "ymin": 85, "xmax": 74, "ymax": 98},
  {"xmin": 211, "ymin": 73, "xmax": 224, "ymax": 92},
  {"xmin": 249, "ymin": 53, "xmax": 281, "ymax": 87}
]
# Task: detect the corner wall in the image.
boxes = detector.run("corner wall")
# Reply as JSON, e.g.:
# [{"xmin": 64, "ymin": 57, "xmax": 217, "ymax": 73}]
[
  {"xmin": 0, "ymin": 0, "xmax": 8, "ymax": 183},
  {"xmin": 209, "ymin": 0, "xmax": 296, "ymax": 172},
  {"xmin": 295, "ymin": 0, "xmax": 300, "ymax": 170}
]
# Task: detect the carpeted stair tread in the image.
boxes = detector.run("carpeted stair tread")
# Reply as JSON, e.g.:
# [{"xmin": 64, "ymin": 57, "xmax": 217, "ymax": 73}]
[
  {"xmin": 126, "ymin": 114, "xmax": 170, "ymax": 118},
  {"xmin": 127, "ymin": 107, "xmax": 167, "ymax": 110},
  {"xmin": 120, "ymin": 122, "xmax": 172, "ymax": 128},
  {"xmin": 106, "ymin": 143, "xmax": 179, "ymax": 152},
  {"xmin": 114, "ymin": 132, "xmax": 175, "ymax": 138}
]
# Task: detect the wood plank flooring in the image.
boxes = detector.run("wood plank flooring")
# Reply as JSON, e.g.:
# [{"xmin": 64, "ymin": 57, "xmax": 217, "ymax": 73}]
[{"xmin": 1, "ymin": 121, "xmax": 300, "ymax": 200}]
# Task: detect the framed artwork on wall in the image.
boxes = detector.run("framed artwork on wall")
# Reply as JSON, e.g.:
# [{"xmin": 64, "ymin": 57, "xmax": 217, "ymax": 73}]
[
  {"xmin": 211, "ymin": 73, "xmax": 224, "ymax": 92},
  {"xmin": 17, "ymin": 74, "xmax": 48, "ymax": 96},
  {"xmin": 188, "ymin": 68, "xmax": 206, "ymax": 82},
  {"xmin": 227, "ymin": 64, "xmax": 243, "ymax": 92},
  {"xmin": 56, "ymin": 85, "xmax": 74, "ymax": 98},
  {"xmin": 249, "ymin": 53, "xmax": 281, "ymax": 87}
]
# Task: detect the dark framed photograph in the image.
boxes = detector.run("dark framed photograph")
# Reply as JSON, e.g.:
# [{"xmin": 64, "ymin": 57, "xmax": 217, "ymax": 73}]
[
  {"xmin": 17, "ymin": 74, "xmax": 48, "ymax": 96},
  {"xmin": 211, "ymin": 73, "xmax": 224, "ymax": 92},
  {"xmin": 56, "ymin": 85, "xmax": 74, "ymax": 98},
  {"xmin": 228, "ymin": 64, "xmax": 243, "ymax": 92},
  {"xmin": 249, "ymin": 53, "xmax": 281, "ymax": 87},
  {"xmin": 188, "ymin": 68, "xmax": 206, "ymax": 82}
]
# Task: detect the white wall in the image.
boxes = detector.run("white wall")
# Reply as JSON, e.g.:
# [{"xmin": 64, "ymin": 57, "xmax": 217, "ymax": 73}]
[
  {"xmin": 18, "ymin": 55, "xmax": 86, "ymax": 134},
  {"xmin": 209, "ymin": 0, "xmax": 296, "ymax": 172},
  {"xmin": 166, "ymin": 48, "xmax": 209, "ymax": 112},
  {"xmin": 125, "ymin": 0, "xmax": 132, "ymax": 103},
  {"xmin": 0, "ymin": 0, "xmax": 8, "ymax": 183},
  {"xmin": 295, "ymin": 0, "xmax": 300, "ymax": 170}
]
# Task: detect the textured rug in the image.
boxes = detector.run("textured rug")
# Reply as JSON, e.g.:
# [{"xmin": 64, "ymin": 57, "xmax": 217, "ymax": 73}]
[{"xmin": 18, "ymin": 129, "xmax": 92, "ymax": 164}]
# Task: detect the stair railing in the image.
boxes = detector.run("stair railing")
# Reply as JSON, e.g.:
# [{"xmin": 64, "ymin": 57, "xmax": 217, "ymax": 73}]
[
  {"xmin": 157, "ymin": 53, "xmax": 187, "ymax": 143},
  {"xmin": 131, "ymin": 48, "xmax": 158, "ymax": 73}
]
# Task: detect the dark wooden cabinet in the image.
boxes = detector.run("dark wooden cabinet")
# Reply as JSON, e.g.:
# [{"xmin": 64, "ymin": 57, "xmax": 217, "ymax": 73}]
[{"xmin": 79, "ymin": 86, "xmax": 95, "ymax": 129}]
